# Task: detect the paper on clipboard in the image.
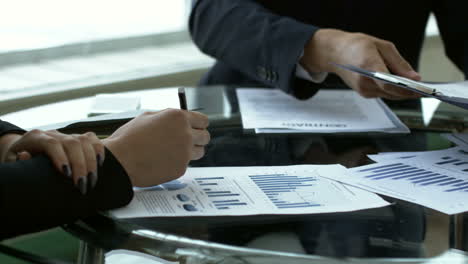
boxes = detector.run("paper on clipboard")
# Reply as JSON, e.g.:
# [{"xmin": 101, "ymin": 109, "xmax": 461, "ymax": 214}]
[{"xmin": 334, "ymin": 64, "xmax": 468, "ymax": 110}]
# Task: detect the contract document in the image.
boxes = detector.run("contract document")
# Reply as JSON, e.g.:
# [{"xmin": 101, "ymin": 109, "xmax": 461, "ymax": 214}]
[
  {"xmin": 236, "ymin": 89, "xmax": 409, "ymax": 134},
  {"xmin": 109, "ymin": 165, "xmax": 389, "ymax": 218},
  {"xmin": 319, "ymin": 147, "xmax": 468, "ymax": 214}
]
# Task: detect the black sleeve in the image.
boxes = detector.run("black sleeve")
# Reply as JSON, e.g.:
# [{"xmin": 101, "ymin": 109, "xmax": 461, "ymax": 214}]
[
  {"xmin": 189, "ymin": 0, "xmax": 320, "ymax": 95},
  {"xmin": 0, "ymin": 120, "xmax": 26, "ymax": 137},
  {"xmin": 0, "ymin": 148, "xmax": 134, "ymax": 240},
  {"xmin": 433, "ymin": 2, "xmax": 468, "ymax": 79}
]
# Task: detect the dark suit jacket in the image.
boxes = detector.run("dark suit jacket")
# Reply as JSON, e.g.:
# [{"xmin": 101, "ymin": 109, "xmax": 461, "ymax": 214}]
[
  {"xmin": 190, "ymin": 0, "xmax": 468, "ymax": 99},
  {"xmin": 0, "ymin": 120, "xmax": 133, "ymax": 240}
]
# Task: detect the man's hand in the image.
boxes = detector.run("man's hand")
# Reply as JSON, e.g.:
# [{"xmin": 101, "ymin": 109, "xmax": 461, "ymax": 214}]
[
  {"xmin": 300, "ymin": 29, "xmax": 422, "ymax": 100},
  {"xmin": 103, "ymin": 109, "xmax": 210, "ymax": 187}
]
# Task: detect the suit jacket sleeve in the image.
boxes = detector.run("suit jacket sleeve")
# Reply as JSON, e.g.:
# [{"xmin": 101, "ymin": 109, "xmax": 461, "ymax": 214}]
[
  {"xmin": 0, "ymin": 123, "xmax": 134, "ymax": 239},
  {"xmin": 189, "ymin": 0, "xmax": 320, "ymax": 97},
  {"xmin": 433, "ymin": 2, "xmax": 468, "ymax": 79}
]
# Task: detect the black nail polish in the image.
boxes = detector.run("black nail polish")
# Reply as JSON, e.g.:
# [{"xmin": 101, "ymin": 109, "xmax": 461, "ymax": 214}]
[
  {"xmin": 77, "ymin": 177, "xmax": 87, "ymax": 195},
  {"xmin": 97, "ymin": 154, "xmax": 104, "ymax": 167},
  {"xmin": 63, "ymin": 165, "xmax": 72, "ymax": 178},
  {"xmin": 88, "ymin": 172, "xmax": 98, "ymax": 189}
]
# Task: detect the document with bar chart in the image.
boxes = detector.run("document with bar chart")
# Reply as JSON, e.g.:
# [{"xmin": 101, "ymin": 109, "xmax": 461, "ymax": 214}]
[
  {"xmin": 109, "ymin": 165, "xmax": 389, "ymax": 218},
  {"xmin": 318, "ymin": 147, "xmax": 468, "ymax": 214}
]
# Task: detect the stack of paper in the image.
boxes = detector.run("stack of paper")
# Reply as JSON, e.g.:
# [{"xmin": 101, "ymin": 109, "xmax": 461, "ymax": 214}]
[
  {"xmin": 109, "ymin": 165, "xmax": 389, "ymax": 218},
  {"xmin": 318, "ymin": 140, "xmax": 468, "ymax": 214},
  {"xmin": 236, "ymin": 89, "xmax": 409, "ymax": 134}
]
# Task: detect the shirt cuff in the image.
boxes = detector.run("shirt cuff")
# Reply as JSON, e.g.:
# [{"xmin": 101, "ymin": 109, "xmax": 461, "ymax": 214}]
[
  {"xmin": 296, "ymin": 63, "xmax": 328, "ymax": 83},
  {"xmin": 295, "ymin": 51, "xmax": 328, "ymax": 83}
]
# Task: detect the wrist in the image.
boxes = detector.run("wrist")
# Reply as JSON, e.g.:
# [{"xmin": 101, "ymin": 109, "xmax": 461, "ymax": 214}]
[
  {"xmin": 301, "ymin": 28, "xmax": 348, "ymax": 74},
  {"xmin": 0, "ymin": 133, "xmax": 22, "ymax": 163},
  {"xmin": 102, "ymin": 138, "xmax": 136, "ymax": 185}
]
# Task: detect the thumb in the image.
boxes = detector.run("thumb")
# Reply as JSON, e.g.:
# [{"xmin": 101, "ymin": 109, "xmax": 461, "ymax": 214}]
[{"xmin": 17, "ymin": 151, "xmax": 32, "ymax": 161}]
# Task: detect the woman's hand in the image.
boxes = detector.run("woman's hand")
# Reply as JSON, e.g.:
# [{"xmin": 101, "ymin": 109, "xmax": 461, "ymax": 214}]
[
  {"xmin": 103, "ymin": 109, "xmax": 210, "ymax": 187},
  {"xmin": 0, "ymin": 129, "xmax": 105, "ymax": 194}
]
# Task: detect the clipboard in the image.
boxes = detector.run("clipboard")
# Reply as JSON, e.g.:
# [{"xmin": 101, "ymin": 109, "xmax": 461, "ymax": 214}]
[{"xmin": 334, "ymin": 63, "xmax": 468, "ymax": 110}]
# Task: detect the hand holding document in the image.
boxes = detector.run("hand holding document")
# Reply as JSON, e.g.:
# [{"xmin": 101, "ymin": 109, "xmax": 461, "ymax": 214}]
[
  {"xmin": 236, "ymin": 88, "xmax": 409, "ymax": 134},
  {"xmin": 335, "ymin": 64, "xmax": 468, "ymax": 110},
  {"xmin": 109, "ymin": 165, "xmax": 389, "ymax": 218}
]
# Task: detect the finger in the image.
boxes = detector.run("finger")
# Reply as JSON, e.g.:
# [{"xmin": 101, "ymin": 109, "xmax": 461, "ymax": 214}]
[
  {"xmin": 84, "ymin": 132, "xmax": 105, "ymax": 167},
  {"xmin": 380, "ymin": 83, "xmax": 422, "ymax": 99},
  {"xmin": 79, "ymin": 134, "xmax": 98, "ymax": 189},
  {"xmin": 354, "ymin": 76, "xmax": 389, "ymax": 99},
  {"xmin": 361, "ymin": 57, "xmax": 420, "ymax": 99},
  {"xmin": 11, "ymin": 132, "xmax": 72, "ymax": 177},
  {"xmin": 376, "ymin": 40, "xmax": 421, "ymax": 80},
  {"xmin": 191, "ymin": 146, "xmax": 206, "ymax": 160},
  {"xmin": 17, "ymin": 151, "xmax": 32, "ymax": 161},
  {"xmin": 63, "ymin": 135, "xmax": 88, "ymax": 194},
  {"xmin": 191, "ymin": 129, "xmax": 210, "ymax": 146},
  {"xmin": 357, "ymin": 78, "xmax": 411, "ymax": 100},
  {"xmin": 186, "ymin": 111, "xmax": 209, "ymax": 129}
]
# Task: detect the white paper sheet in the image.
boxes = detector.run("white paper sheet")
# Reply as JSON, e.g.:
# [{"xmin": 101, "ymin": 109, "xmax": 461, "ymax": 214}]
[
  {"xmin": 427, "ymin": 81, "xmax": 468, "ymax": 99},
  {"xmin": 236, "ymin": 89, "xmax": 408, "ymax": 134},
  {"xmin": 109, "ymin": 165, "xmax": 389, "ymax": 218},
  {"xmin": 366, "ymin": 148, "xmax": 454, "ymax": 163},
  {"xmin": 319, "ymin": 147, "xmax": 468, "ymax": 214},
  {"xmin": 106, "ymin": 249, "xmax": 178, "ymax": 264}
]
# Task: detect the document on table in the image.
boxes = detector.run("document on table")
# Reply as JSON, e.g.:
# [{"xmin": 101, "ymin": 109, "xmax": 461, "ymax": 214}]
[
  {"xmin": 236, "ymin": 89, "xmax": 409, "ymax": 134},
  {"xmin": 319, "ymin": 147, "xmax": 468, "ymax": 214},
  {"xmin": 109, "ymin": 165, "xmax": 390, "ymax": 218}
]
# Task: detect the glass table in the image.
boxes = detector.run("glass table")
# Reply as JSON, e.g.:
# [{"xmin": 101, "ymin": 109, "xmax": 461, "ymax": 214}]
[{"xmin": 2, "ymin": 85, "xmax": 468, "ymax": 263}]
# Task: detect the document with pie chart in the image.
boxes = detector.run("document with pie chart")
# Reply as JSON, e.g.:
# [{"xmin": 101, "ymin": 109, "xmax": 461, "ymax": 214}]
[{"xmin": 109, "ymin": 165, "xmax": 389, "ymax": 218}]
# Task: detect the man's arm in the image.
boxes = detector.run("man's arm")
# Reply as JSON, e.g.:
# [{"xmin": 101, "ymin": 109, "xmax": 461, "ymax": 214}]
[
  {"xmin": 0, "ymin": 148, "xmax": 133, "ymax": 240},
  {"xmin": 189, "ymin": 0, "xmax": 319, "ymax": 96},
  {"xmin": 433, "ymin": 2, "xmax": 468, "ymax": 79}
]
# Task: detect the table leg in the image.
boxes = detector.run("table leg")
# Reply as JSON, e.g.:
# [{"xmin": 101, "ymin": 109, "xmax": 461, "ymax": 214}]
[{"xmin": 77, "ymin": 241, "xmax": 105, "ymax": 264}]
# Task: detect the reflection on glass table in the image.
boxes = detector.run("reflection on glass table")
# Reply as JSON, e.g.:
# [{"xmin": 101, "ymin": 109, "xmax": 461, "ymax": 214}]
[{"xmin": 2, "ymin": 85, "xmax": 467, "ymax": 263}]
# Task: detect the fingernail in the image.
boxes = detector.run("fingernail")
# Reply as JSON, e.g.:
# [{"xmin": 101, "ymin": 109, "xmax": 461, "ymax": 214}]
[
  {"xmin": 77, "ymin": 177, "xmax": 87, "ymax": 195},
  {"xmin": 63, "ymin": 165, "xmax": 72, "ymax": 178},
  {"xmin": 409, "ymin": 70, "xmax": 421, "ymax": 78},
  {"xmin": 97, "ymin": 154, "xmax": 104, "ymax": 167},
  {"xmin": 88, "ymin": 172, "xmax": 98, "ymax": 189}
]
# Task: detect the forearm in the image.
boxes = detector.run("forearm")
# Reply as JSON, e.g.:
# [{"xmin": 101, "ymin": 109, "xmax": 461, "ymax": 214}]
[
  {"xmin": 0, "ymin": 148, "xmax": 133, "ymax": 240},
  {"xmin": 190, "ymin": 0, "xmax": 319, "ymax": 93}
]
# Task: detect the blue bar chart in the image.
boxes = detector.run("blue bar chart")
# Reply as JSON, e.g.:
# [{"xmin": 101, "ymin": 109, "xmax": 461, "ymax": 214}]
[
  {"xmin": 112, "ymin": 165, "xmax": 390, "ymax": 218},
  {"xmin": 357, "ymin": 162, "xmax": 468, "ymax": 193},
  {"xmin": 338, "ymin": 147, "xmax": 468, "ymax": 214},
  {"xmin": 194, "ymin": 176, "xmax": 247, "ymax": 210},
  {"xmin": 249, "ymin": 174, "xmax": 321, "ymax": 209}
]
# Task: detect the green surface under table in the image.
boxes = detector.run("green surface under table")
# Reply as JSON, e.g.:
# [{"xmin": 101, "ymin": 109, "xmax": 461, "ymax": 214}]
[{"xmin": 1, "ymin": 228, "xmax": 79, "ymax": 264}]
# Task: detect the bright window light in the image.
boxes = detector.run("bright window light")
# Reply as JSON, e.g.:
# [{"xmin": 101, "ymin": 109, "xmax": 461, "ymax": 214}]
[{"xmin": 0, "ymin": 0, "xmax": 188, "ymax": 52}]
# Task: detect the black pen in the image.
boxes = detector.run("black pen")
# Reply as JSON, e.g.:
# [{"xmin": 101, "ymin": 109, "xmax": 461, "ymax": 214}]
[{"xmin": 178, "ymin": 87, "xmax": 188, "ymax": 110}]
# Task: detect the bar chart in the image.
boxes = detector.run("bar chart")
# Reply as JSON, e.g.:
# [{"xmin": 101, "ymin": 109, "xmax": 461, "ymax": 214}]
[
  {"xmin": 249, "ymin": 173, "xmax": 321, "ymax": 209},
  {"xmin": 358, "ymin": 162, "xmax": 468, "ymax": 193},
  {"xmin": 194, "ymin": 176, "xmax": 249, "ymax": 211},
  {"xmin": 111, "ymin": 165, "xmax": 390, "ymax": 218},
  {"xmin": 336, "ymin": 148, "xmax": 468, "ymax": 214}
]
